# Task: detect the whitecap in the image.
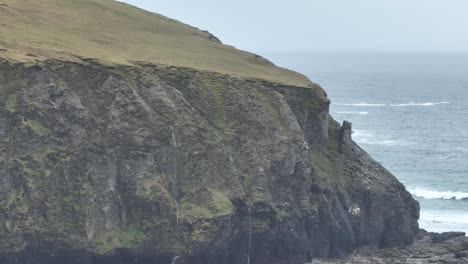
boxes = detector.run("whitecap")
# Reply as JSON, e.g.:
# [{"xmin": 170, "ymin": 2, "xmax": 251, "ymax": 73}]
[
  {"xmin": 351, "ymin": 130, "xmax": 413, "ymax": 146},
  {"xmin": 410, "ymin": 188, "xmax": 468, "ymax": 200},
  {"xmin": 335, "ymin": 111, "xmax": 369, "ymax": 115},
  {"xmin": 390, "ymin": 102, "xmax": 450, "ymax": 107},
  {"xmin": 351, "ymin": 129, "xmax": 374, "ymax": 139},
  {"xmin": 437, "ymin": 153, "xmax": 463, "ymax": 160},
  {"xmin": 359, "ymin": 139, "xmax": 414, "ymax": 146},
  {"xmin": 335, "ymin": 103, "xmax": 386, "ymax": 107},
  {"xmin": 360, "ymin": 140, "xmax": 398, "ymax": 146}
]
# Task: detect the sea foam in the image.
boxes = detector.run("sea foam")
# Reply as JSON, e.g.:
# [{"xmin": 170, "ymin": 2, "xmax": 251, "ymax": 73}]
[
  {"xmin": 352, "ymin": 129, "xmax": 413, "ymax": 146},
  {"xmin": 410, "ymin": 188, "xmax": 468, "ymax": 200},
  {"xmin": 419, "ymin": 210, "xmax": 468, "ymax": 234},
  {"xmin": 335, "ymin": 111, "xmax": 369, "ymax": 115},
  {"xmin": 335, "ymin": 103, "xmax": 385, "ymax": 107},
  {"xmin": 334, "ymin": 101, "xmax": 450, "ymax": 107},
  {"xmin": 390, "ymin": 102, "xmax": 450, "ymax": 107}
]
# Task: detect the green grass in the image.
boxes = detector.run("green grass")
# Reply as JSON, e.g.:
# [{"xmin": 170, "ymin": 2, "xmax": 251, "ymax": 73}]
[{"xmin": 0, "ymin": 0, "xmax": 312, "ymax": 87}]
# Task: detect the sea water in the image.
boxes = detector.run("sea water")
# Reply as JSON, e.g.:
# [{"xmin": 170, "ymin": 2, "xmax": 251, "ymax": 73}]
[{"xmin": 267, "ymin": 52, "xmax": 468, "ymax": 233}]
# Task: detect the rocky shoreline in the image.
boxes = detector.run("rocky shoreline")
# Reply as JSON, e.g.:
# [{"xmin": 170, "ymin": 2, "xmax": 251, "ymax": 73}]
[{"xmin": 314, "ymin": 230, "xmax": 468, "ymax": 264}]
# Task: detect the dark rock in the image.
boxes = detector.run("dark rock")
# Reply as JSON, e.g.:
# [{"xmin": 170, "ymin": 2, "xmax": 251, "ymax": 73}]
[
  {"xmin": 432, "ymin": 232, "xmax": 467, "ymax": 243},
  {"xmin": 328, "ymin": 231, "xmax": 468, "ymax": 264},
  {"xmin": 455, "ymin": 251, "xmax": 468, "ymax": 259},
  {"xmin": 0, "ymin": 60, "xmax": 419, "ymax": 263}
]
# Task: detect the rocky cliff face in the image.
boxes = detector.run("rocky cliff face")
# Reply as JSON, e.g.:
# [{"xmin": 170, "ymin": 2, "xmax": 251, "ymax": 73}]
[{"xmin": 0, "ymin": 59, "xmax": 419, "ymax": 264}]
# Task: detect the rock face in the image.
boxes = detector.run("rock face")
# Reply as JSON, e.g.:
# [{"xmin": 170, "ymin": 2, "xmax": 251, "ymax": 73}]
[
  {"xmin": 321, "ymin": 230, "xmax": 468, "ymax": 264},
  {"xmin": 0, "ymin": 59, "xmax": 419, "ymax": 264},
  {"xmin": 0, "ymin": 0, "xmax": 421, "ymax": 263}
]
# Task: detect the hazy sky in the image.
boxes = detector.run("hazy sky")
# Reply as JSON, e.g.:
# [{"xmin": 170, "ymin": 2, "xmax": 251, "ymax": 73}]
[{"xmin": 121, "ymin": 0, "xmax": 468, "ymax": 53}]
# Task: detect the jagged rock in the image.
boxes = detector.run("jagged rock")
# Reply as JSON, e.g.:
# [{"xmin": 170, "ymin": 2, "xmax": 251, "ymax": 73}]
[
  {"xmin": 431, "ymin": 232, "xmax": 466, "ymax": 243},
  {"xmin": 318, "ymin": 230, "xmax": 468, "ymax": 264},
  {"xmin": 0, "ymin": 59, "xmax": 419, "ymax": 264}
]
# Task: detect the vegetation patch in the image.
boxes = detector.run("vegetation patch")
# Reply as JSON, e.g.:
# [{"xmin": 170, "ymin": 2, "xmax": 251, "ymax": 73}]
[
  {"xmin": 308, "ymin": 119, "xmax": 350, "ymax": 198},
  {"xmin": 94, "ymin": 228, "xmax": 147, "ymax": 254},
  {"xmin": 26, "ymin": 119, "xmax": 51, "ymax": 136},
  {"xmin": 253, "ymin": 88, "xmax": 288, "ymax": 132},
  {"xmin": 180, "ymin": 188, "xmax": 234, "ymax": 219},
  {"xmin": 5, "ymin": 93, "xmax": 17, "ymax": 112}
]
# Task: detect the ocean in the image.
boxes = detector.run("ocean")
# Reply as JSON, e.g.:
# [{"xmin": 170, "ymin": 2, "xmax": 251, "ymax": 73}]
[{"xmin": 267, "ymin": 52, "xmax": 468, "ymax": 233}]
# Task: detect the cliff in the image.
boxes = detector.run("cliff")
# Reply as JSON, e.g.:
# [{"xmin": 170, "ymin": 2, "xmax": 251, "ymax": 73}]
[{"xmin": 0, "ymin": 1, "xmax": 419, "ymax": 263}]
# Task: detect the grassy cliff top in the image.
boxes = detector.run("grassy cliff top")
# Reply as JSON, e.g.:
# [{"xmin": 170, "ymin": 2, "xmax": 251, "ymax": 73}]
[{"xmin": 0, "ymin": 0, "xmax": 312, "ymax": 87}]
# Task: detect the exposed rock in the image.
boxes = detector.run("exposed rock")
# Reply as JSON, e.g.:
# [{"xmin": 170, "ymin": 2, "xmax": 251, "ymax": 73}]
[
  {"xmin": 314, "ymin": 230, "xmax": 468, "ymax": 264},
  {"xmin": 0, "ymin": 60, "xmax": 419, "ymax": 263}
]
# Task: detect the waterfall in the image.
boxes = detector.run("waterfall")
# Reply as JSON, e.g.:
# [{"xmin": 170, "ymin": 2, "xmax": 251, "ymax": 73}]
[
  {"xmin": 171, "ymin": 256, "xmax": 180, "ymax": 264},
  {"xmin": 171, "ymin": 127, "xmax": 178, "ymax": 148},
  {"xmin": 170, "ymin": 126, "xmax": 180, "ymax": 223},
  {"xmin": 247, "ymin": 203, "xmax": 252, "ymax": 264}
]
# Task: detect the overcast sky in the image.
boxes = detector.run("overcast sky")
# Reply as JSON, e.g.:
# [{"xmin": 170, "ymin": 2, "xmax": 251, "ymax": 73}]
[{"xmin": 122, "ymin": 0, "xmax": 468, "ymax": 54}]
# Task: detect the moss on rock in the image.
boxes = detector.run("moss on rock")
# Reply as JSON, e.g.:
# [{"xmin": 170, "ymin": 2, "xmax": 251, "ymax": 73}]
[
  {"xmin": 26, "ymin": 119, "xmax": 50, "ymax": 136},
  {"xmin": 94, "ymin": 228, "xmax": 147, "ymax": 254},
  {"xmin": 180, "ymin": 188, "xmax": 234, "ymax": 219}
]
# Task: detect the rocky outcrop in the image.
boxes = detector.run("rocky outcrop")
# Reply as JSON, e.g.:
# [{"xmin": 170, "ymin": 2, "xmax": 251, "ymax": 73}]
[
  {"xmin": 317, "ymin": 230, "xmax": 468, "ymax": 264},
  {"xmin": 0, "ymin": 59, "xmax": 419, "ymax": 264}
]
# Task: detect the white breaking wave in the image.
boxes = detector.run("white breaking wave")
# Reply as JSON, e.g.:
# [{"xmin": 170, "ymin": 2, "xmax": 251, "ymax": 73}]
[
  {"xmin": 335, "ymin": 103, "xmax": 386, "ymax": 107},
  {"xmin": 390, "ymin": 102, "xmax": 450, "ymax": 107},
  {"xmin": 410, "ymin": 188, "xmax": 468, "ymax": 200},
  {"xmin": 334, "ymin": 101, "xmax": 450, "ymax": 107},
  {"xmin": 359, "ymin": 139, "xmax": 413, "ymax": 146},
  {"xmin": 335, "ymin": 111, "xmax": 369, "ymax": 115},
  {"xmin": 352, "ymin": 130, "xmax": 413, "ymax": 146},
  {"xmin": 351, "ymin": 129, "xmax": 374, "ymax": 140}
]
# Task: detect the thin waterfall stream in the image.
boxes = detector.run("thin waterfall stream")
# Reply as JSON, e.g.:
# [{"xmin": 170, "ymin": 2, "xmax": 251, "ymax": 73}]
[{"xmin": 170, "ymin": 126, "xmax": 180, "ymax": 223}]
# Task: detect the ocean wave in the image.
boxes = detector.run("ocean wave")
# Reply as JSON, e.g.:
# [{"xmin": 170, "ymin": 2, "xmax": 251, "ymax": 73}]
[
  {"xmin": 419, "ymin": 210, "xmax": 468, "ymax": 234},
  {"xmin": 352, "ymin": 130, "xmax": 413, "ymax": 146},
  {"xmin": 421, "ymin": 212, "xmax": 468, "ymax": 225},
  {"xmin": 351, "ymin": 129, "xmax": 373, "ymax": 139},
  {"xmin": 437, "ymin": 153, "xmax": 464, "ymax": 160},
  {"xmin": 359, "ymin": 140, "xmax": 398, "ymax": 146},
  {"xmin": 335, "ymin": 111, "xmax": 369, "ymax": 115},
  {"xmin": 410, "ymin": 188, "xmax": 468, "ymax": 200},
  {"xmin": 334, "ymin": 103, "xmax": 386, "ymax": 107},
  {"xmin": 334, "ymin": 101, "xmax": 451, "ymax": 107},
  {"xmin": 390, "ymin": 102, "xmax": 450, "ymax": 107}
]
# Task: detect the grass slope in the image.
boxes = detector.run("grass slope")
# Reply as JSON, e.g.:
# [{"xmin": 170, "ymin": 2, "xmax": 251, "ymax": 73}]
[{"xmin": 0, "ymin": 0, "xmax": 312, "ymax": 87}]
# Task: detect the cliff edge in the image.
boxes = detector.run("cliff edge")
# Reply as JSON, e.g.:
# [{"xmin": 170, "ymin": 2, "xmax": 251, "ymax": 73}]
[{"xmin": 0, "ymin": 1, "xmax": 419, "ymax": 263}]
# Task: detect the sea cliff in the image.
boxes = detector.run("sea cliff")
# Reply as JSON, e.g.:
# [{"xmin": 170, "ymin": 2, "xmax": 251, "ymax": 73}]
[{"xmin": 0, "ymin": 0, "xmax": 425, "ymax": 263}]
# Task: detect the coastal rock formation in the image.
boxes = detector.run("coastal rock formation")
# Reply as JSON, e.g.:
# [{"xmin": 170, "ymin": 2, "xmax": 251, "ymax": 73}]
[
  {"xmin": 317, "ymin": 230, "xmax": 468, "ymax": 264},
  {"xmin": 0, "ymin": 60, "xmax": 419, "ymax": 264},
  {"xmin": 0, "ymin": 0, "xmax": 419, "ymax": 263}
]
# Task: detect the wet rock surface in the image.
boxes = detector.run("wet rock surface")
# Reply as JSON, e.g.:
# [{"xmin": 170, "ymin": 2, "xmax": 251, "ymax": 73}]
[{"xmin": 0, "ymin": 60, "xmax": 419, "ymax": 263}]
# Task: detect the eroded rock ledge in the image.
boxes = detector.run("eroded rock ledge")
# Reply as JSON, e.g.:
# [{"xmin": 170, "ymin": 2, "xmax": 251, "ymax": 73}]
[
  {"xmin": 317, "ymin": 230, "xmax": 468, "ymax": 264},
  {"xmin": 0, "ymin": 60, "xmax": 419, "ymax": 264}
]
